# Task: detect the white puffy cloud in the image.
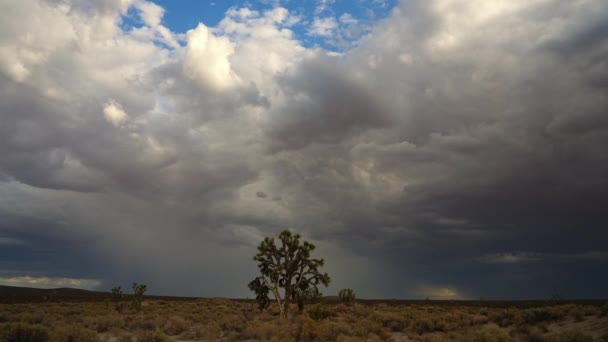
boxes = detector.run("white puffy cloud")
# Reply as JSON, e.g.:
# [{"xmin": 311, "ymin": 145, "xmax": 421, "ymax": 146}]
[
  {"xmin": 103, "ymin": 99, "xmax": 128, "ymax": 126},
  {"xmin": 183, "ymin": 23, "xmax": 239, "ymax": 91},
  {"xmin": 309, "ymin": 16, "xmax": 338, "ymax": 37}
]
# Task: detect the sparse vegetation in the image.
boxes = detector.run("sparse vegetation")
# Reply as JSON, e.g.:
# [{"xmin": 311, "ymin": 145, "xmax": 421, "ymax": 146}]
[{"xmin": 0, "ymin": 298, "xmax": 606, "ymax": 341}]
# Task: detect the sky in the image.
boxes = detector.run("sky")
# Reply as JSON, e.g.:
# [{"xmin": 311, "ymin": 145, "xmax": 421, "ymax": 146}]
[{"xmin": 0, "ymin": 0, "xmax": 607, "ymax": 300}]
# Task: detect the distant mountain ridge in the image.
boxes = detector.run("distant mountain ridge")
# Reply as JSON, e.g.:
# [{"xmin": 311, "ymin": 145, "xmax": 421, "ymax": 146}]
[{"xmin": 0, "ymin": 285, "xmax": 201, "ymax": 303}]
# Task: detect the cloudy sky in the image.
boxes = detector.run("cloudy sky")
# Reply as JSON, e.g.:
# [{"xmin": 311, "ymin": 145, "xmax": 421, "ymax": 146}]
[{"xmin": 1, "ymin": 0, "xmax": 607, "ymax": 300}]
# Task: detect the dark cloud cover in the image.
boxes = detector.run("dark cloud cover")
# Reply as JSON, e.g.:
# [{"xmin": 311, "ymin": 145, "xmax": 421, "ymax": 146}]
[{"xmin": 0, "ymin": 0, "xmax": 607, "ymax": 299}]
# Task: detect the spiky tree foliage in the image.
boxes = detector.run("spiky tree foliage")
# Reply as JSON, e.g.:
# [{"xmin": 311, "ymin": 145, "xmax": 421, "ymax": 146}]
[
  {"xmin": 249, "ymin": 277, "xmax": 271, "ymax": 312},
  {"xmin": 339, "ymin": 288, "xmax": 356, "ymax": 305},
  {"xmin": 248, "ymin": 229, "xmax": 330, "ymax": 319},
  {"xmin": 130, "ymin": 282, "xmax": 147, "ymax": 312},
  {"xmin": 111, "ymin": 286, "xmax": 125, "ymax": 313}
]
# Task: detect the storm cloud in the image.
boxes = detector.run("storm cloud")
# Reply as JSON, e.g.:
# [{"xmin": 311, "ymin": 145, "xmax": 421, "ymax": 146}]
[{"xmin": 1, "ymin": 0, "xmax": 607, "ymax": 299}]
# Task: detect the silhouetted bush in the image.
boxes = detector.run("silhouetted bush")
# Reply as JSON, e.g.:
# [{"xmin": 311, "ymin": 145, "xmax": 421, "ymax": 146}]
[{"xmin": 339, "ymin": 288, "xmax": 356, "ymax": 305}]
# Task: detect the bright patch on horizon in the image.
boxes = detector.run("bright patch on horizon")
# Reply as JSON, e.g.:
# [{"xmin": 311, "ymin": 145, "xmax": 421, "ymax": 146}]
[{"xmin": 0, "ymin": 276, "xmax": 102, "ymax": 290}]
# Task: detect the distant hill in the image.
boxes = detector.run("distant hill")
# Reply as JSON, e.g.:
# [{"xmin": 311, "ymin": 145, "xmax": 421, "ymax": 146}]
[
  {"xmin": 0, "ymin": 285, "xmax": 109, "ymax": 303},
  {"xmin": 0, "ymin": 285, "xmax": 201, "ymax": 303},
  {"xmin": 1, "ymin": 285, "xmax": 605, "ymax": 306}
]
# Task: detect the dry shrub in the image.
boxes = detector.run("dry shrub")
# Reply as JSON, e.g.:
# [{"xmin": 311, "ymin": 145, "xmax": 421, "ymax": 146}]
[
  {"xmin": 0, "ymin": 311, "xmax": 12, "ymax": 323},
  {"xmin": 50, "ymin": 324, "xmax": 97, "ymax": 342},
  {"xmin": 0, "ymin": 322, "xmax": 49, "ymax": 342},
  {"xmin": 241, "ymin": 319, "xmax": 296, "ymax": 341},
  {"xmin": 161, "ymin": 315, "xmax": 190, "ymax": 335},
  {"xmin": 370, "ymin": 310, "xmax": 406, "ymax": 332},
  {"xmin": 353, "ymin": 318, "xmax": 390, "ymax": 339},
  {"xmin": 307, "ymin": 303, "xmax": 336, "ymax": 321},
  {"xmin": 464, "ymin": 326, "xmax": 512, "ymax": 342},
  {"xmin": 13, "ymin": 312, "xmax": 44, "ymax": 325},
  {"xmin": 178, "ymin": 322, "xmax": 221, "ymax": 341},
  {"xmin": 128, "ymin": 318, "xmax": 156, "ymax": 331},
  {"xmin": 545, "ymin": 328, "xmax": 593, "ymax": 342},
  {"xmin": 134, "ymin": 329, "xmax": 171, "ymax": 342},
  {"xmin": 411, "ymin": 316, "xmax": 447, "ymax": 335},
  {"xmin": 218, "ymin": 313, "xmax": 247, "ymax": 332},
  {"xmin": 489, "ymin": 309, "xmax": 518, "ymax": 327},
  {"xmin": 299, "ymin": 316, "xmax": 336, "ymax": 341},
  {"xmin": 86, "ymin": 315, "xmax": 124, "ymax": 332}
]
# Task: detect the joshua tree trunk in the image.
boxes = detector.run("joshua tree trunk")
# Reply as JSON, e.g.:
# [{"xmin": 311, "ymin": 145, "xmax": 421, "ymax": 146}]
[{"xmin": 284, "ymin": 286, "xmax": 291, "ymax": 318}]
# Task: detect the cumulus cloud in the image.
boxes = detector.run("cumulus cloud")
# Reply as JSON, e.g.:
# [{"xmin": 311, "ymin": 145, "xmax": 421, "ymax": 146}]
[
  {"xmin": 0, "ymin": 0, "xmax": 607, "ymax": 299},
  {"xmin": 183, "ymin": 23, "xmax": 239, "ymax": 91}
]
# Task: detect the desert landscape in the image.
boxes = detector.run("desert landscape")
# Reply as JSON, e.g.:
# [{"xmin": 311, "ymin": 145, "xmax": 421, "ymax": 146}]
[
  {"xmin": 2, "ymin": 0, "xmax": 608, "ymax": 341},
  {"xmin": 1, "ymin": 285, "xmax": 607, "ymax": 341}
]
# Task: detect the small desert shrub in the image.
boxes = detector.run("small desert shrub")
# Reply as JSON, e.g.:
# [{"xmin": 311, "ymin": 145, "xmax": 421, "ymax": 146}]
[
  {"xmin": 509, "ymin": 323, "xmax": 546, "ymax": 340},
  {"xmin": 520, "ymin": 307, "xmax": 561, "ymax": 325},
  {"xmin": 178, "ymin": 322, "xmax": 221, "ymax": 341},
  {"xmin": 464, "ymin": 326, "xmax": 512, "ymax": 342},
  {"xmin": 299, "ymin": 317, "xmax": 353, "ymax": 341},
  {"xmin": 13, "ymin": 312, "xmax": 44, "ymax": 325},
  {"xmin": 411, "ymin": 317, "xmax": 446, "ymax": 335},
  {"xmin": 489, "ymin": 309, "xmax": 518, "ymax": 327},
  {"xmin": 241, "ymin": 319, "xmax": 295, "ymax": 341},
  {"xmin": 351, "ymin": 319, "xmax": 390, "ymax": 340},
  {"xmin": 129, "ymin": 319, "xmax": 156, "ymax": 331},
  {"xmin": 162, "ymin": 315, "xmax": 190, "ymax": 335},
  {"xmin": 307, "ymin": 303, "xmax": 337, "ymax": 321},
  {"xmin": 88, "ymin": 315, "xmax": 124, "ymax": 332},
  {"xmin": 117, "ymin": 334, "xmax": 135, "ymax": 342},
  {"xmin": 1, "ymin": 322, "xmax": 49, "ymax": 342},
  {"xmin": 370, "ymin": 311, "xmax": 406, "ymax": 332},
  {"xmin": 545, "ymin": 328, "xmax": 593, "ymax": 342},
  {"xmin": 135, "ymin": 329, "xmax": 171, "ymax": 342},
  {"xmin": 50, "ymin": 324, "xmax": 97, "ymax": 342},
  {"xmin": 0, "ymin": 311, "xmax": 12, "ymax": 323},
  {"xmin": 215, "ymin": 313, "xmax": 246, "ymax": 332}
]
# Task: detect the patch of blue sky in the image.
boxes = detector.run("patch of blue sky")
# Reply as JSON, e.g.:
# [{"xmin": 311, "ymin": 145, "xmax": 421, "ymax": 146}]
[{"xmin": 121, "ymin": 0, "xmax": 398, "ymax": 51}]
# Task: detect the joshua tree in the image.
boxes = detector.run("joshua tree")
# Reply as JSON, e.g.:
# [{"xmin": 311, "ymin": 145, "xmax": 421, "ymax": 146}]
[
  {"xmin": 248, "ymin": 230, "xmax": 330, "ymax": 319},
  {"xmin": 339, "ymin": 288, "xmax": 356, "ymax": 305},
  {"xmin": 111, "ymin": 286, "xmax": 125, "ymax": 312},
  {"xmin": 131, "ymin": 282, "xmax": 147, "ymax": 312}
]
